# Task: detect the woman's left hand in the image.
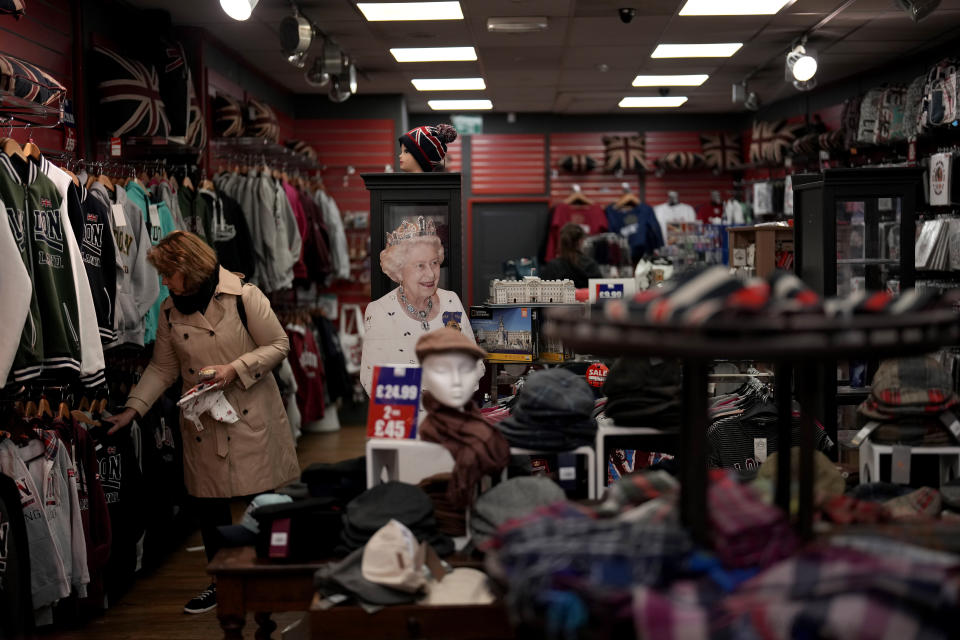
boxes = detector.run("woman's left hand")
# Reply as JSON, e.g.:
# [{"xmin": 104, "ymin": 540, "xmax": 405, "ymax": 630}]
[{"xmin": 201, "ymin": 363, "xmax": 238, "ymax": 389}]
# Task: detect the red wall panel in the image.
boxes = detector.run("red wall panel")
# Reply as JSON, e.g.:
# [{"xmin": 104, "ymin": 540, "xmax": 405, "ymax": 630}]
[{"xmin": 470, "ymin": 133, "xmax": 545, "ymax": 194}]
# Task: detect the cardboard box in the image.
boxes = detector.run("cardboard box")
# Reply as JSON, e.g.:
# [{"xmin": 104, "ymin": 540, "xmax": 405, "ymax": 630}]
[{"xmin": 470, "ymin": 306, "xmax": 536, "ymax": 362}]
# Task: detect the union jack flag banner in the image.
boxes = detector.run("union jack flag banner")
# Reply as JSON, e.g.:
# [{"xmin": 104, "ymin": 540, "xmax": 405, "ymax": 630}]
[
  {"xmin": 287, "ymin": 139, "xmax": 318, "ymax": 161},
  {"xmin": 185, "ymin": 68, "xmax": 206, "ymax": 151},
  {"xmin": 749, "ymin": 120, "xmax": 803, "ymax": 166},
  {"xmin": 247, "ymin": 98, "xmax": 279, "ymax": 143},
  {"xmin": 0, "ymin": 53, "xmax": 66, "ymax": 107},
  {"xmin": 214, "ymin": 93, "xmax": 245, "ymax": 138},
  {"xmin": 603, "ymin": 134, "xmax": 649, "ymax": 172},
  {"xmin": 0, "ymin": 0, "xmax": 25, "ymax": 17},
  {"xmin": 654, "ymin": 151, "xmax": 707, "ymax": 172},
  {"xmin": 700, "ymin": 132, "xmax": 742, "ymax": 171},
  {"xmin": 94, "ymin": 45, "xmax": 170, "ymax": 137}
]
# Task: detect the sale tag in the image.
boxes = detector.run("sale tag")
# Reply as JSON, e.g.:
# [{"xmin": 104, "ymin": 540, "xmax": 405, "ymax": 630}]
[
  {"xmin": 269, "ymin": 517, "xmax": 292, "ymax": 559},
  {"xmin": 110, "ymin": 137, "xmax": 122, "ymax": 157},
  {"xmin": 595, "ymin": 283, "xmax": 624, "ymax": 300},
  {"xmin": 367, "ymin": 365, "xmax": 422, "ymax": 439},
  {"xmin": 586, "ymin": 362, "xmax": 609, "ymax": 388},
  {"xmin": 148, "ymin": 204, "xmax": 161, "ymax": 229}
]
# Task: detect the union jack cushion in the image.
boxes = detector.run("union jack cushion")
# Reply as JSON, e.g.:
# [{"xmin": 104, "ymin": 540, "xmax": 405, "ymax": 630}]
[
  {"xmin": 749, "ymin": 120, "xmax": 803, "ymax": 165},
  {"xmin": 818, "ymin": 130, "xmax": 845, "ymax": 151},
  {"xmin": 185, "ymin": 70, "xmax": 206, "ymax": 150},
  {"xmin": 93, "ymin": 45, "xmax": 170, "ymax": 137},
  {"xmin": 0, "ymin": 53, "xmax": 66, "ymax": 107},
  {"xmin": 0, "ymin": 0, "xmax": 25, "ymax": 16},
  {"xmin": 560, "ymin": 154, "xmax": 597, "ymax": 173},
  {"xmin": 700, "ymin": 132, "xmax": 742, "ymax": 171},
  {"xmin": 286, "ymin": 139, "xmax": 318, "ymax": 160},
  {"xmin": 214, "ymin": 93, "xmax": 245, "ymax": 138},
  {"xmin": 654, "ymin": 151, "xmax": 707, "ymax": 172},
  {"xmin": 247, "ymin": 98, "xmax": 279, "ymax": 143},
  {"xmin": 603, "ymin": 134, "xmax": 649, "ymax": 172}
]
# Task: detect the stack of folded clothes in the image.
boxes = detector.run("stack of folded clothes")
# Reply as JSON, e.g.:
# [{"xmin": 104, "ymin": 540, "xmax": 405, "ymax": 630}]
[
  {"xmin": 339, "ymin": 482, "xmax": 454, "ymax": 556},
  {"xmin": 604, "ymin": 266, "xmax": 941, "ymax": 326},
  {"xmin": 496, "ymin": 369, "xmax": 597, "ymax": 450},
  {"xmin": 858, "ymin": 356, "xmax": 960, "ymax": 430}
]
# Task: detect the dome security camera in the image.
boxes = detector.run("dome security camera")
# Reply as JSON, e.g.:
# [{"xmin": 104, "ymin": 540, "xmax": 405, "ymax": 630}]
[{"xmin": 618, "ymin": 7, "xmax": 637, "ymax": 23}]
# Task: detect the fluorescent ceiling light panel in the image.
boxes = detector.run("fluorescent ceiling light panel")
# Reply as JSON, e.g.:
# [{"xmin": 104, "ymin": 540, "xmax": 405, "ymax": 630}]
[
  {"xmin": 412, "ymin": 77, "xmax": 486, "ymax": 91},
  {"xmin": 632, "ymin": 74, "xmax": 709, "ymax": 87},
  {"xmin": 357, "ymin": 2, "xmax": 463, "ymax": 21},
  {"xmin": 679, "ymin": 0, "xmax": 791, "ymax": 15},
  {"xmin": 391, "ymin": 47, "xmax": 477, "ymax": 62},
  {"xmin": 619, "ymin": 96, "xmax": 689, "ymax": 108},
  {"xmin": 651, "ymin": 43, "xmax": 743, "ymax": 58},
  {"xmin": 428, "ymin": 99, "xmax": 493, "ymax": 110}
]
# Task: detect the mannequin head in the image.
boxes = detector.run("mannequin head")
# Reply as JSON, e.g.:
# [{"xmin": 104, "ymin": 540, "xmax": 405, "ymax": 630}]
[
  {"xmin": 710, "ymin": 190, "xmax": 722, "ymax": 205},
  {"xmin": 667, "ymin": 190, "xmax": 680, "ymax": 205},
  {"xmin": 416, "ymin": 327, "xmax": 487, "ymax": 410},
  {"xmin": 421, "ymin": 351, "xmax": 484, "ymax": 408},
  {"xmin": 397, "ymin": 124, "xmax": 458, "ymax": 173}
]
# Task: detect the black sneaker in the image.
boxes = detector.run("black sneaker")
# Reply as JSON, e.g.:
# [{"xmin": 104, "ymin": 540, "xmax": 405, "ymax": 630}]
[{"xmin": 183, "ymin": 583, "xmax": 217, "ymax": 614}]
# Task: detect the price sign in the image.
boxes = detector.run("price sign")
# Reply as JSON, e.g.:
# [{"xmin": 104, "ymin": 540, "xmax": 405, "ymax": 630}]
[
  {"xmin": 110, "ymin": 137, "xmax": 122, "ymax": 157},
  {"xmin": 595, "ymin": 283, "xmax": 624, "ymax": 300},
  {"xmin": 367, "ymin": 365, "xmax": 422, "ymax": 439}
]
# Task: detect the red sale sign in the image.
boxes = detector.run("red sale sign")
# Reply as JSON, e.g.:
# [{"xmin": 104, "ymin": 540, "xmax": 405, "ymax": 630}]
[{"xmin": 367, "ymin": 365, "xmax": 422, "ymax": 439}]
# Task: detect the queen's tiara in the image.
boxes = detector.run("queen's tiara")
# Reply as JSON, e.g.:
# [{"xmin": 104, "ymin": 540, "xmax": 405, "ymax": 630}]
[{"xmin": 385, "ymin": 216, "xmax": 437, "ymax": 247}]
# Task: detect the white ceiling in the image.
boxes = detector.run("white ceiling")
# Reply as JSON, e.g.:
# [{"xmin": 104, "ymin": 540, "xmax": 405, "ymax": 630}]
[{"xmin": 124, "ymin": 0, "xmax": 960, "ymax": 114}]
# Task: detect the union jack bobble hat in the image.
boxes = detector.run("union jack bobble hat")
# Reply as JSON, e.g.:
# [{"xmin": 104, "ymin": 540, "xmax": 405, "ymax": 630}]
[{"xmin": 399, "ymin": 123, "xmax": 457, "ymax": 172}]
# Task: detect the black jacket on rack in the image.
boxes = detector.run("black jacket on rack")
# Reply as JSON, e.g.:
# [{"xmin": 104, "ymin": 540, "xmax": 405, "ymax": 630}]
[{"xmin": 0, "ymin": 472, "xmax": 34, "ymax": 639}]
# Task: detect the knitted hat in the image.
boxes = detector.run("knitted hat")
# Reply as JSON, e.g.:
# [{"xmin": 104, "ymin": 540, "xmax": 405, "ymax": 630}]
[
  {"xmin": 399, "ymin": 124, "xmax": 457, "ymax": 172},
  {"xmin": 416, "ymin": 327, "xmax": 486, "ymax": 362}
]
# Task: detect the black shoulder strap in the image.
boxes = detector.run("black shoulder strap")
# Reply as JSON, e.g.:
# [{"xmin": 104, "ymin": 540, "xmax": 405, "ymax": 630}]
[{"xmin": 236, "ymin": 292, "xmax": 249, "ymax": 333}]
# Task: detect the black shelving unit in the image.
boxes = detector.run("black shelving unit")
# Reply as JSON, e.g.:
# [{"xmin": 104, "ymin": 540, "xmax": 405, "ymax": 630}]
[
  {"xmin": 361, "ymin": 172, "xmax": 463, "ymax": 302},
  {"xmin": 792, "ymin": 167, "xmax": 924, "ymax": 448},
  {"xmin": 545, "ymin": 308, "xmax": 960, "ymax": 543}
]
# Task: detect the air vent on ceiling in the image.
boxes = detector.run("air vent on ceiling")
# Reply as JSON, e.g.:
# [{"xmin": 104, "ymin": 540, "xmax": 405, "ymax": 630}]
[{"xmin": 487, "ymin": 17, "xmax": 548, "ymax": 33}]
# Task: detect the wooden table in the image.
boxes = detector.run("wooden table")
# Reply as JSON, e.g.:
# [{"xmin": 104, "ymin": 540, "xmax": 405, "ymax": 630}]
[
  {"xmin": 207, "ymin": 546, "xmax": 319, "ymax": 640},
  {"xmin": 207, "ymin": 546, "xmax": 489, "ymax": 640}
]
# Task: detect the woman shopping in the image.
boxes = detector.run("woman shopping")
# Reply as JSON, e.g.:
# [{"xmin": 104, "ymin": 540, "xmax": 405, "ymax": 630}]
[
  {"xmin": 360, "ymin": 216, "xmax": 480, "ymax": 396},
  {"xmin": 105, "ymin": 231, "xmax": 299, "ymax": 615}
]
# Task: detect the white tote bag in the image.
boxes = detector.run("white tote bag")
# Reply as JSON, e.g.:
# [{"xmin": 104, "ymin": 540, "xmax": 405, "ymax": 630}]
[{"xmin": 339, "ymin": 303, "xmax": 365, "ymax": 375}]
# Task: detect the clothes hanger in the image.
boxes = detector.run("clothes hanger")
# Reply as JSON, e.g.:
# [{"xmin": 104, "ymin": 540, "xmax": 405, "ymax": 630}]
[
  {"xmin": 36, "ymin": 395, "xmax": 53, "ymax": 418},
  {"xmin": 564, "ymin": 184, "xmax": 593, "ymax": 205},
  {"xmin": 57, "ymin": 398, "xmax": 71, "ymax": 420}
]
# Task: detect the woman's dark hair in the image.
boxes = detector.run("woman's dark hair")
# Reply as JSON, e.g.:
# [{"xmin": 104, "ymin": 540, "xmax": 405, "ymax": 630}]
[{"xmin": 558, "ymin": 223, "xmax": 587, "ymax": 266}]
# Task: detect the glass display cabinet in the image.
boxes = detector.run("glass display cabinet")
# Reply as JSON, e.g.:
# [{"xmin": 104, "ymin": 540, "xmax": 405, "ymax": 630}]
[
  {"xmin": 793, "ymin": 167, "xmax": 924, "ymax": 446},
  {"xmin": 361, "ymin": 172, "xmax": 463, "ymax": 301}
]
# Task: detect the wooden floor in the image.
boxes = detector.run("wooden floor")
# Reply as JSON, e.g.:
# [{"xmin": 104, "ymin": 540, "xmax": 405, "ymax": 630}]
[{"xmin": 38, "ymin": 423, "xmax": 369, "ymax": 640}]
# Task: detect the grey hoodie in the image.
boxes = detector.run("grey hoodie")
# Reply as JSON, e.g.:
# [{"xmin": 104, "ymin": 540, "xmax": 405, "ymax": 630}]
[{"xmin": 88, "ymin": 182, "xmax": 159, "ymax": 347}]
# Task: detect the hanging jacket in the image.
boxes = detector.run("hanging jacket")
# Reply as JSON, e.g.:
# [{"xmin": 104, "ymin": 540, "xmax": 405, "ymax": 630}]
[
  {"xmin": 77, "ymin": 182, "xmax": 119, "ymax": 344},
  {"xmin": 0, "ymin": 438, "xmax": 70, "ymax": 620},
  {"xmin": 178, "ymin": 185, "xmax": 210, "ymax": 241},
  {"xmin": 315, "ymin": 189, "xmax": 350, "ymax": 280},
  {"xmin": 87, "ymin": 181, "xmax": 158, "ymax": 347},
  {"xmin": 0, "ymin": 472, "xmax": 33, "ymax": 639},
  {"xmin": 52, "ymin": 418, "xmax": 111, "ymax": 611},
  {"xmin": 0, "ymin": 195, "xmax": 32, "ymax": 386},
  {"xmin": 126, "ymin": 180, "xmax": 176, "ymax": 344},
  {"xmin": 273, "ymin": 177, "xmax": 300, "ymax": 291},
  {"xmin": 32, "ymin": 429, "xmax": 89, "ymax": 599},
  {"xmin": 200, "ymin": 188, "xmax": 255, "ymax": 280},
  {"xmin": 299, "ymin": 187, "xmax": 333, "ymax": 284},
  {"xmin": 153, "ymin": 179, "xmax": 186, "ymax": 230},
  {"xmin": 285, "ymin": 322, "xmax": 325, "ymax": 424},
  {"xmin": 604, "ymin": 203, "xmax": 664, "ymax": 260},
  {"xmin": 0, "ymin": 154, "xmax": 105, "ymax": 387},
  {"xmin": 283, "ymin": 181, "xmax": 309, "ymax": 280}
]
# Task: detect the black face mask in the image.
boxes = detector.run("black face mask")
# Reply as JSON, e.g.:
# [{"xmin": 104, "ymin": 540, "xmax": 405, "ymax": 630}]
[{"xmin": 170, "ymin": 265, "xmax": 220, "ymax": 316}]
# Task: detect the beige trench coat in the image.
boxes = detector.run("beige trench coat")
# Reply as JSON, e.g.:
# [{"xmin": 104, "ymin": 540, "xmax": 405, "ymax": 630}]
[{"xmin": 126, "ymin": 267, "xmax": 300, "ymax": 498}]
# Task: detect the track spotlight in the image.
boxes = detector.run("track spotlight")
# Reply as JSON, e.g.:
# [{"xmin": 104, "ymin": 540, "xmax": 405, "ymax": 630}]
[
  {"xmin": 328, "ymin": 76, "xmax": 352, "ymax": 103},
  {"xmin": 342, "ymin": 63, "xmax": 357, "ymax": 95},
  {"xmin": 220, "ymin": 0, "xmax": 259, "ymax": 21},
  {"xmin": 280, "ymin": 10, "xmax": 313, "ymax": 56},
  {"xmin": 785, "ymin": 43, "xmax": 817, "ymax": 90},
  {"xmin": 286, "ymin": 51, "xmax": 307, "ymax": 69},
  {"xmin": 305, "ymin": 57, "xmax": 330, "ymax": 87}
]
